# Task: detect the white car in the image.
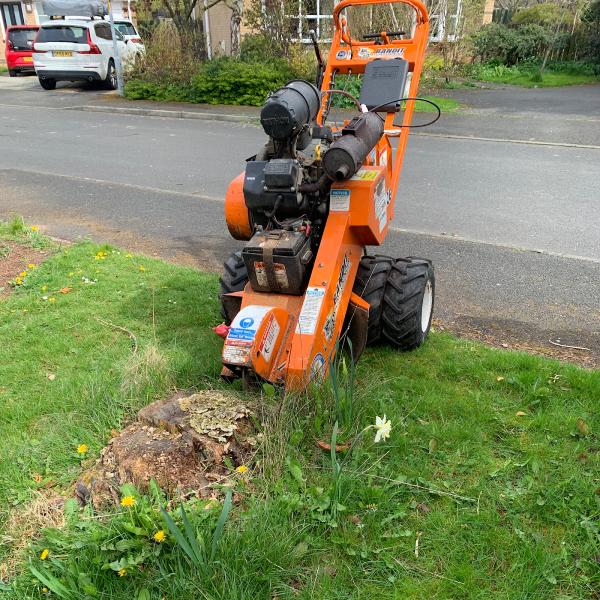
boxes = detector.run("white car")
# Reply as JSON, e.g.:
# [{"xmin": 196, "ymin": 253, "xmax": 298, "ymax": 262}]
[
  {"xmin": 32, "ymin": 18, "xmax": 134, "ymax": 90},
  {"xmin": 114, "ymin": 20, "xmax": 145, "ymax": 53}
]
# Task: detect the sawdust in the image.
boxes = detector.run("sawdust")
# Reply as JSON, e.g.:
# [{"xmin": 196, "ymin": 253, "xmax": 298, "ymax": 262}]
[{"xmin": 179, "ymin": 391, "xmax": 251, "ymax": 443}]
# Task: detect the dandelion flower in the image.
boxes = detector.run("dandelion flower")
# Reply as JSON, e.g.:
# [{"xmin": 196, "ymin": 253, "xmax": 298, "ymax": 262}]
[
  {"xmin": 48, "ymin": 297, "xmax": 56, "ymax": 303},
  {"xmin": 374, "ymin": 415, "xmax": 392, "ymax": 443},
  {"xmin": 77, "ymin": 444, "xmax": 88, "ymax": 454},
  {"xmin": 235, "ymin": 465, "xmax": 248, "ymax": 474},
  {"xmin": 31, "ymin": 226, "xmax": 39, "ymax": 232},
  {"xmin": 28, "ymin": 263, "xmax": 36, "ymax": 269},
  {"xmin": 120, "ymin": 495, "xmax": 136, "ymax": 507},
  {"xmin": 40, "ymin": 549, "xmax": 49, "ymax": 560},
  {"xmin": 139, "ymin": 265, "xmax": 146, "ymax": 272},
  {"xmin": 41, "ymin": 285, "xmax": 48, "ymax": 292},
  {"xmin": 118, "ymin": 568, "xmax": 127, "ymax": 577},
  {"xmin": 153, "ymin": 530, "xmax": 166, "ymax": 543},
  {"xmin": 42, "ymin": 587, "xmax": 49, "ymax": 593},
  {"xmin": 125, "ymin": 253, "xmax": 133, "ymax": 258},
  {"xmin": 14, "ymin": 277, "xmax": 23, "ymax": 286},
  {"xmin": 20, "ymin": 271, "xmax": 27, "ymax": 278}
]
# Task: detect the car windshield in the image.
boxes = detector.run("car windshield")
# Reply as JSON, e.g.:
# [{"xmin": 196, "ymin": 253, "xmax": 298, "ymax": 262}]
[
  {"xmin": 115, "ymin": 22, "xmax": 136, "ymax": 35},
  {"xmin": 36, "ymin": 25, "xmax": 87, "ymax": 43},
  {"xmin": 8, "ymin": 28, "xmax": 38, "ymax": 51}
]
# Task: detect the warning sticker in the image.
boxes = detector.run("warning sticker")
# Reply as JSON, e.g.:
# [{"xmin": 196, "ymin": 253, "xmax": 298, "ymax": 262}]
[
  {"xmin": 351, "ymin": 169, "xmax": 378, "ymax": 181},
  {"xmin": 296, "ymin": 287, "xmax": 325, "ymax": 335},
  {"xmin": 227, "ymin": 306, "xmax": 270, "ymax": 342},
  {"xmin": 259, "ymin": 315, "xmax": 280, "ymax": 363},
  {"xmin": 330, "ymin": 189, "xmax": 350, "ymax": 212},
  {"xmin": 374, "ymin": 179, "xmax": 390, "ymax": 232},
  {"xmin": 223, "ymin": 343, "xmax": 251, "ymax": 365}
]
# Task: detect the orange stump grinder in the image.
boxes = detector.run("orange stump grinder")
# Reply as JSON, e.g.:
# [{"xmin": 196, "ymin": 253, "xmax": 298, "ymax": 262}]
[{"xmin": 219, "ymin": 0, "xmax": 436, "ymax": 390}]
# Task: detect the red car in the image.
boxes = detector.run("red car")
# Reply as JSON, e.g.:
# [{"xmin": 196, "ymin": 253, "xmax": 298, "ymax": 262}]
[{"xmin": 5, "ymin": 25, "xmax": 39, "ymax": 76}]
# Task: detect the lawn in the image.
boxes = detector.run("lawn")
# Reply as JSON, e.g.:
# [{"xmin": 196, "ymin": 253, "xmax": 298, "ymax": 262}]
[
  {"xmin": 468, "ymin": 63, "xmax": 600, "ymax": 88},
  {"xmin": 0, "ymin": 220, "xmax": 598, "ymax": 599}
]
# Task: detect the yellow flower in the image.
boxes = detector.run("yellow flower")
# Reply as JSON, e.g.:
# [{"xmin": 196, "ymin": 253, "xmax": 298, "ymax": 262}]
[
  {"xmin": 153, "ymin": 530, "xmax": 166, "ymax": 543},
  {"xmin": 42, "ymin": 587, "xmax": 49, "ymax": 593},
  {"xmin": 41, "ymin": 285, "xmax": 48, "ymax": 292},
  {"xmin": 120, "ymin": 495, "xmax": 136, "ymax": 507},
  {"xmin": 77, "ymin": 444, "xmax": 88, "ymax": 454},
  {"xmin": 20, "ymin": 271, "xmax": 27, "ymax": 277},
  {"xmin": 235, "ymin": 465, "xmax": 248, "ymax": 474},
  {"xmin": 40, "ymin": 549, "xmax": 49, "ymax": 560},
  {"xmin": 118, "ymin": 568, "xmax": 127, "ymax": 577},
  {"xmin": 14, "ymin": 277, "xmax": 23, "ymax": 286},
  {"xmin": 28, "ymin": 263, "xmax": 36, "ymax": 269},
  {"xmin": 138, "ymin": 265, "xmax": 146, "ymax": 272},
  {"xmin": 31, "ymin": 226, "xmax": 39, "ymax": 232},
  {"xmin": 374, "ymin": 415, "xmax": 392, "ymax": 443},
  {"xmin": 48, "ymin": 297, "xmax": 56, "ymax": 303},
  {"xmin": 125, "ymin": 253, "xmax": 133, "ymax": 258}
]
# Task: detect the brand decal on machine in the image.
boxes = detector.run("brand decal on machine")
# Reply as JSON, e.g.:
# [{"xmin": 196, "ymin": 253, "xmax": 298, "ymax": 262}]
[
  {"xmin": 358, "ymin": 46, "xmax": 406, "ymax": 60},
  {"xmin": 296, "ymin": 287, "xmax": 326, "ymax": 335},
  {"xmin": 323, "ymin": 254, "xmax": 351, "ymax": 341},
  {"xmin": 335, "ymin": 49, "xmax": 350, "ymax": 60},
  {"xmin": 330, "ymin": 188, "xmax": 351, "ymax": 212}
]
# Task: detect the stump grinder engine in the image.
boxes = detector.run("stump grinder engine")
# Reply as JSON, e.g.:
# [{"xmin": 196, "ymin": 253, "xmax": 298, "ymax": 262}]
[{"xmin": 219, "ymin": 0, "xmax": 436, "ymax": 390}]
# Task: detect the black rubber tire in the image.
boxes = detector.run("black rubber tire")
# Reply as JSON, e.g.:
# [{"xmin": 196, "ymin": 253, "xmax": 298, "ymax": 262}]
[
  {"xmin": 39, "ymin": 78, "xmax": 56, "ymax": 90},
  {"xmin": 381, "ymin": 257, "xmax": 435, "ymax": 350},
  {"xmin": 352, "ymin": 254, "xmax": 394, "ymax": 345},
  {"xmin": 104, "ymin": 60, "xmax": 117, "ymax": 90},
  {"xmin": 219, "ymin": 250, "xmax": 248, "ymax": 324},
  {"xmin": 9, "ymin": 69, "xmax": 17, "ymax": 78}
]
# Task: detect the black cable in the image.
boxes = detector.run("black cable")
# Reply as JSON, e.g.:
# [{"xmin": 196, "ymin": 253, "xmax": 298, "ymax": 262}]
[{"xmin": 369, "ymin": 97, "xmax": 441, "ymax": 128}]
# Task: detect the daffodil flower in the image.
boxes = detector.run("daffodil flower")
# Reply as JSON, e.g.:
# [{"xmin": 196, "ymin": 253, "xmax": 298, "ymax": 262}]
[{"xmin": 374, "ymin": 415, "xmax": 392, "ymax": 443}]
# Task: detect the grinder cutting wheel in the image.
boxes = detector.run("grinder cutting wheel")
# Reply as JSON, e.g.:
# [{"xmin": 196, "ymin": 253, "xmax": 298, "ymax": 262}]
[{"xmin": 219, "ymin": 0, "xmax": 437, "ymax": 390}]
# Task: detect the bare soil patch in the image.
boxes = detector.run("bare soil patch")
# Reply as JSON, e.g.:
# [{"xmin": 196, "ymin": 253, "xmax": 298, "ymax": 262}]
[{"xmin": 0, "ymin": 241, "xmax": 50, "ymax": 298}]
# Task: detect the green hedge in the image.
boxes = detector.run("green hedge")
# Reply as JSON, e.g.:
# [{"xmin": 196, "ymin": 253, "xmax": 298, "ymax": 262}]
[{"xmin": 125, "ymin": 57, "xmax": 292, "ymax": 106}]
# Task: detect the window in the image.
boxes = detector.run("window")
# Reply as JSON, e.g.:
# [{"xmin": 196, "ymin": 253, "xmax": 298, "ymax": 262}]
[
  {"xmin": 1, "ymin": 3, "xmax": 25, "ymax": 28},
  {"xmin": 114, "ymin": 21, "xmax": 136, "ymax": 36},
  {"xmin": 7, "ymin": 27, "xmax": 38, "ymax": 50},
  {"xmin": 290, "ymin": 0, "xmax": 334, "ymax": 42},
  {"xmin": 95, "ymin": 23, "xmax": 111, "ymax": 39},
  {"xmin": 37, "ymin": 25, "xmax": 88, "ymax": 43}
]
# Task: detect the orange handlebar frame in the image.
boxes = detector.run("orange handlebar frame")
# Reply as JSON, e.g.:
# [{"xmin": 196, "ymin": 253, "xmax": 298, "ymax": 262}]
[{"xmin": 319, "ymin": 0, "xmax": 430, "ymax": 203}]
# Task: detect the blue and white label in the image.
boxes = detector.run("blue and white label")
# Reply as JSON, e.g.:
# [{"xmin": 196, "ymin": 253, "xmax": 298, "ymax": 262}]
[
  {"xmin": 296, "ymin": 287, "xmax": 325, "ymax": 335},
  {"xmin": 330, "ymin": 189, "xmax": 350, "ymax": 212},
  {"xmin": 227, "ymin": 306, "xmax": 271, "ymax": 342}
]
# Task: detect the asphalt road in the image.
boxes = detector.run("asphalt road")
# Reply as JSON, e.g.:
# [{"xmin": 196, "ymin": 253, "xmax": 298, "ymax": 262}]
[{"xmin": 1, "ymin": 75, "xmax": 599, "ymax": 362}]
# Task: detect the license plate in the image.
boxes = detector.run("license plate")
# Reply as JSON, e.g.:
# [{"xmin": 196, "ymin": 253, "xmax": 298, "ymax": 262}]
[
  {"xmin": 23, "ymin": 57, "xmax": 33, "ymax": 62},
  {"xmin": 53, "ymin": 50, "xmax": 72, "ymax": 57}
]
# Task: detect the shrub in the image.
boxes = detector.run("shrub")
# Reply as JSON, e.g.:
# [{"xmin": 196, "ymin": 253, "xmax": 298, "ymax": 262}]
[
  {"xmin": 125, "ymin": 58, "xmax": 291, "ymax": 106},
  {"xmin": 511, "ymin": 3, "xmax": 571, "ymax": 27}
]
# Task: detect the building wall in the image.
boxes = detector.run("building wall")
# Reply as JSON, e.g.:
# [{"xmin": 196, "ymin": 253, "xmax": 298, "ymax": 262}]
[{"xmin": 1, "ymin": 0, "xmax": 39, "ymax": 64}]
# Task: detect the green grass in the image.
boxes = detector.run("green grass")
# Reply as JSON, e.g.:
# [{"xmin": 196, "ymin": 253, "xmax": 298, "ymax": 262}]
[
  {"xmin": 469, "ymin": 63, "xmax": 600, "ymax": 88},
  {"xmin": 0, "ymin": 65, "xmax": 8, "ymax": 75},
  {"xmin": 1, "ymin": 224, "xmax": 599, "ymax": 599}
]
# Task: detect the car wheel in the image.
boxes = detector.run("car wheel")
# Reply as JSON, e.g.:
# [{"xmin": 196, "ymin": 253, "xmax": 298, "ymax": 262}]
[
  {"xmin": 104, "ymin": 60, "xmax": 117, "ymax": 90},
  {"xmin": 9, "ymin": 69, "xmax": 17, "ymax": 77},
  {"xmin": 39, "ymin": 78, "xmax": 57, "ymax": 90}
]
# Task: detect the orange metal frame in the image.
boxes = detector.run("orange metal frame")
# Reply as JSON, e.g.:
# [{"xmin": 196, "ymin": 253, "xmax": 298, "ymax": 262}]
[{"xmin": 222, "ymin": 0, "xmax": 429, "ymax": 390}]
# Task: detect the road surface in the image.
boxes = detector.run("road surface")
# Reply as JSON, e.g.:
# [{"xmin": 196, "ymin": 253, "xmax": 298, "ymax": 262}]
[{"xmin": 1, "ymin": 75, "xmax": 599, "ymax": 364}]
